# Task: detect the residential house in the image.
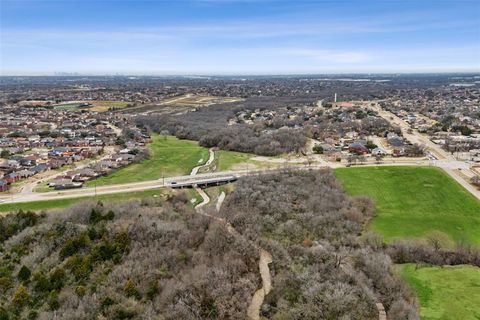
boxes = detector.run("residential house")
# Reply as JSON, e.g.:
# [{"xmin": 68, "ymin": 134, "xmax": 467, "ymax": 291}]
[
  {"xmin": 17, "ymin": 169, "xmax": 35, "ymax": 179},
  {"xmin": 0, "ymin": 179, "xmax": 8, "ymax": 192},
  {"xmin": 372, "ymin": 147, "xmax": 388, "ymax": 156},
  {"xmin": 348, "ymin": 142, "xmax": 369, "ymax": 155}
]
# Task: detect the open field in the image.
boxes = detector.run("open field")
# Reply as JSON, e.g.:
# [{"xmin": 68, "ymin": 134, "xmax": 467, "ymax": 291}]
[
  {"xmin": 216, "ymin": 150, "xmax": 290, "ymax": 171},
  {"xmin": 196, "ymin": 150, "xmax": 281, "ymax": 173},
  {"xmin": 158, "ymin": 95, "xmax": 242, "ymax": 107},
  {"xmin": 53, "ymin": 102, "xmax": 88, "ymax": 110},
  {"xmin": 51, "ymin": 101, "xmax": 132, "ymax": 112},
  {"xmin": 154, "ymin": 94, "xmax": 243, "ymax": 107},
  {"xmin": 0, "ymin": 189, "xmax": 165, "ymax": 213},
  {"xmin": 124, "ymin": 94, "xmax": 243, "ymax": 115},
  {"xmin": 87, "ymin": 100, "xmax": 132, "ymax": 112},
  {"xmin": 85, "ymin": 134, "xmax": 209, "ymax": 187},
  {"xmin": 335, "ymin": 166, "xmax": 480, "ymax": 244},
  {"xmin": 215, "ymin": 150, "xmax": 261, "ymax": 171},
  {"xmin": 398, "ymin": 264, "xmax": 480, "ymax": 320},
  {"xmin": 216, "ymin": 150, "xmax": 254, "ymax": 171}
]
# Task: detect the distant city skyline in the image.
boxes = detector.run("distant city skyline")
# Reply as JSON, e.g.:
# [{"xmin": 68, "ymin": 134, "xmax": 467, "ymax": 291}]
[{"xmin": 1, "ymin": 0, "xmax": 479, "ymax": 75}]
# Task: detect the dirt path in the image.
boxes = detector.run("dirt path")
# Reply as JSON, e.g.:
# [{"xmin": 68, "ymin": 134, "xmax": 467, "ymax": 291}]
[
  {"xmin": 247, "ymin": 249, "xmax": 273, "ymax": 320},
  {"xmin": 216, "ymin": 191, "xmax": 225, "ymax": 212},
  {"xmin": 190, "ymin": 148, "xmax": 215, "ymax": 175},
  {"xmin": 191, "ymin": 153, "xmax": 273, "ymax": 320},
  {"xmin": 340, "ymin": 260, "xmax": 387, "ymax": 320},
  {"xmin": 194, "ymin": 188, "xmax": 274, "ymax": 320}
]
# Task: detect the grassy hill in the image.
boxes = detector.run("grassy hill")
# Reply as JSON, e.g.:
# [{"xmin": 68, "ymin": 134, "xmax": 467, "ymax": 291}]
[
  {"xmin": 335, "ymin": 166, "xmax": 480, "ymax": 245},
  {"xmin": 85, "ymin": 134, "xmax": 209, "ymax": 187}
]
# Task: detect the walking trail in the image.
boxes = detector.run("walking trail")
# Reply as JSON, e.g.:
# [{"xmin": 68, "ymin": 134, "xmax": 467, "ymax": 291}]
[
  {"xmin": 246, "ymin": 249, "xmax": 273, "ymax": 320},
  {"xmin": 190, "ymin": 152, "xmax": 273, "ymax": 320}
]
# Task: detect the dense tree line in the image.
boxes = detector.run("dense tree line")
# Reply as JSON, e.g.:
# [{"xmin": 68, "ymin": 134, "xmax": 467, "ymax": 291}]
[
  {"xmin": 136, "ymin": 96, "xmax": 404, "ymax": 156},
  {"xmin": 136, "ymin": 97, "xmax": 311, "ymax": 156},
  {"xmin": 388, "ymin": 240, "xmax": 480, "ymax": 267}
]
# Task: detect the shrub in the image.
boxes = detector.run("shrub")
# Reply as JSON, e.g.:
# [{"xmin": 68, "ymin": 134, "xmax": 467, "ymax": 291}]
[
  {"xmin": 48, "ymin": 292, "xmax": 60, "ymax": 310},
  {"xmin": 66, "ymin": 255, "xmax": 92, "ymax": 281},
  {"xmin": 49, "ymin": 267, "xmax": 66, "ymax": 290},
  {"xmin": 313, "ymin": 144, "xmax": 324, "ymax": 154},
  {"xmin": 17, "ymin": 265, "xmax": 31, "ymax": 282},
  {"xmin": 0, "ymin": 276, "xmax": 12, "ymax": 291},
  {"xmin": 33, "ymin": 272, "xmax": 50, "ymax": 293},
  {"xmin": 12, "ymin": 284, "xmax": 30, "ymax": 309},
  {"xmin": 123, "ymin": 279, "xmax": 140, "ymax": 299}
]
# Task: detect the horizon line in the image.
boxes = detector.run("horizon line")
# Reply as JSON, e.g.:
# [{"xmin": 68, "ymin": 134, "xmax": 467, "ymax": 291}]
[{"xmin": 2, "ymin": 71, "xmax": 480, "ymax": 77}]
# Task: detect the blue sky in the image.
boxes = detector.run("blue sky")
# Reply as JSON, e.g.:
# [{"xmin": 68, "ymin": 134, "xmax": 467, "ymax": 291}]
[{"xmin": 1, "ymin": 0, "xmax": 479, "ymax": 75}]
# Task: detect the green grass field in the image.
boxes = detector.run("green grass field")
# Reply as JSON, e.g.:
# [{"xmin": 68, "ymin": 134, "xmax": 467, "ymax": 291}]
[
  {"xmin": 215, "ymin": 150, "xmax": 285, "ymax": 171},
  {"xmin": 398, "ymin": 264, "xmax": 480, "ymax": 320},
  {"xmin": 53, "ymin": 103, "xmax": 86, "ymax": 110},
  {"xmin": 216, "ymin": 150, "xmax": 254, "ymax": 171},
  {"xmin": 85, "ymin": 134, "xmax": 209, "ymax": 187},
  {"xmin": 335, "ymin": 166, "xmax": 480, "ymax": 244},
  {"xmin": 0, "ymin": 189, "xmax": 165, "ymax": 213}
]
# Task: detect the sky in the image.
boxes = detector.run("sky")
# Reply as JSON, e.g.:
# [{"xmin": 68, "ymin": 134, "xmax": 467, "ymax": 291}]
[{"xmin": 0, "ymin": 0, "xmax": 479, "ymax": 75}]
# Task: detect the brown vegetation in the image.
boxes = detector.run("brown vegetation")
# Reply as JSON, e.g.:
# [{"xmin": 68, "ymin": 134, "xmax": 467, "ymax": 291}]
[
  {"xmin": 215, "ymin": 169, "xmax": 418, "ymax": 319},
  {"xmin": 1, "ymin": 170, "xmax": 420, "ymax": 319}
]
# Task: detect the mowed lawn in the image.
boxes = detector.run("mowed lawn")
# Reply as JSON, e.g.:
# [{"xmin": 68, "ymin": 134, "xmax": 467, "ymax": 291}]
[
  {"xmin": 85, "ymin": 134, "xmax": 209, "ymax": 187},
  {"xmin": 398, "ymin": 264, "xmax": 480, "ymax": 320},
  {"xmin": 335, "ymin": 166, "xmax": 480, "ymax": 244}
]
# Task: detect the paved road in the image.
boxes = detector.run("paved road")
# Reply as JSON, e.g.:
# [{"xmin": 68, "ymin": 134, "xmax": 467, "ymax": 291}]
[
  {"xmin": 2, "ymin": 158, "xmax": 479, "ymax": 205},
  {"xmin": 0, "ymin": 171, "xmax": 244, "ymax": 204}
]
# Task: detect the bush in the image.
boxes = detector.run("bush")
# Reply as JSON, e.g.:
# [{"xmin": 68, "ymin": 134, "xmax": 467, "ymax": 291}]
[
  {"xmin": 60, "ymin": 232, "xmax": 90, "ymax": 258},
  {"xmin": 12, "ymin": 284, "xmax": 30, "ymax": 309},
  {"xmin": 123, "ymin": 279, "xmax": 140, "ymax": 299},
  {"xmin": 17, "ymin": 265, "xmax": 31, "ymax": 282},
  {"xmin": 0, "ymin": 276, "xmax": 12, "ymax": 291},
  {"xmin": 49, "ymin": 267, "xmax": 66, "ymax": 290},
  {"xmin": 33, "ymin": 272, "xmax": 50, "ymax": 293},
  {"xmin": 313, "ymin": 144, "xmax": 324, "ymax": 154},
  {"xmin": 48, "ymin": 292, "xmax": 60, "ymax": 310},
  {"xmin": 66, "ymin": 255, "xmax": 92, "ymax": 281}
]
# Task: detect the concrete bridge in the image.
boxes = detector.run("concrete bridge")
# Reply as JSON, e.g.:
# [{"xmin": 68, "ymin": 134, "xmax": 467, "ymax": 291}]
[{"xmin": 165, "ymin": 173, "xmax": 239, "ymax": 188}]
